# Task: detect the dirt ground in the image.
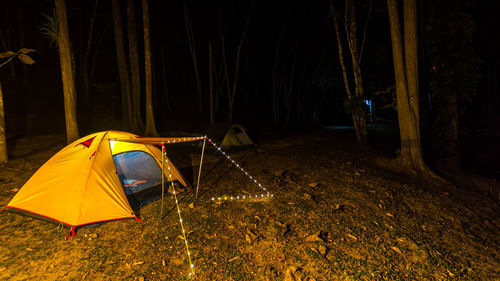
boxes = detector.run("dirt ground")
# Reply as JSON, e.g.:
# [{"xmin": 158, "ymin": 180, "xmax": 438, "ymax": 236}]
[{"xmin": 0, "ymin": 130, "xmax": 498, "ymax": 280}]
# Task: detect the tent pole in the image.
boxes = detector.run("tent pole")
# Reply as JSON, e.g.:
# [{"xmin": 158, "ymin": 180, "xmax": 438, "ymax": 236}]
[
  {"xmin": 195, "ymin": 138, "xmax": 206, "ymax": 199},
  {"xmin": 161, "ymin": 143, "xmax": 165, "ymax": 218}
]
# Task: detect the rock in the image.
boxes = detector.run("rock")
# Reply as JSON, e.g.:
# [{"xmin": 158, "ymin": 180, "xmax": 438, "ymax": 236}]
[{"xmin": 308, "ymin": 183, "xmax": 319, "ymax": 188}]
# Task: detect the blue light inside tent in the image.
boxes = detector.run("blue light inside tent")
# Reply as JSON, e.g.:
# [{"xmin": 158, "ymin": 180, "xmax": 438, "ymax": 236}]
[{"xmin": 113, "ymin": 151, "xmax": 162, "ymax": 195}]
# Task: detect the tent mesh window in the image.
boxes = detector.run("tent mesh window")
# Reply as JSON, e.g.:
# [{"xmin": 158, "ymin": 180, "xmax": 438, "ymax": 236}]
[{"xmin": 113, "ymin": 151, "xmax": 162, "ymax": 195}]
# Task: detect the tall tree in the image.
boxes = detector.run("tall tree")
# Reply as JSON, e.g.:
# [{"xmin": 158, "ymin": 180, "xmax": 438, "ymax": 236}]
[
  {"xmin": 79, "ymin": 0, "xmax": 99, "ymax": 106},
  {"xmin": 329, "ymin": 0, "xmax": 370, "ymax": 144},
  {"xmin": 183, "ymin": 3, "xmax": 203, "ymax": 113},
  {"xmin": 208, "ymin": 41, "xmax": 215, "ymax": 125},
  {"xmin": 424, "ymin": 0, "xmax": 481, "ymax": 171},
  {"xmin": 55, "ymin": 0, "xmax": 79, "ymax": 143},
  {"xmin": 142, "ymin": 0, "xmax": 158, "ymax": 136},
  {"xmin": 386, "ymin": 0, "xmax": 426, "ymax": 171},
  {"xmin": 226, "ymin": 0, "xmax": 253, "ymax": 123},
  {"xmin": 0, "ymin": 82, "xmax": 5, "ymax": 163},
  {"xmin": 127, "ymin": 0, "xmax": 143, "ymax": 131},
  {"xmin": 111, "ymin": 0, "xmax": 134, "ymax": 130}
]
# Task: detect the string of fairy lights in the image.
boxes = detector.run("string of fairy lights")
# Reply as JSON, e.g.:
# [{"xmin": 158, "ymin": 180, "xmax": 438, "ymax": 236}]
[
  {"xmin": 163, "ymin": 147, "xmax": 196, "ymax": 277},
  {"xmin": 205, "ymin": 137, "xmax": 274, "ymax": 201},
  {"xmin": 162, "ymin": 137, "xmax": 274, "ymax": 278}
]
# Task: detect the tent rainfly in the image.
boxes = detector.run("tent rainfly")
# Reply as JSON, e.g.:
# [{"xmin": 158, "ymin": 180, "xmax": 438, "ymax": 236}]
[{"xmin": 1, "ymin": 131, "xmax": 205, "ymax": 238}]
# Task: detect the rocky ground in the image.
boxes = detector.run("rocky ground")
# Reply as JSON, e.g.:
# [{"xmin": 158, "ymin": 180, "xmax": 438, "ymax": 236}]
[{"xmin": 0, "ymin": 130, "xmax": 498, "ymax": 280}]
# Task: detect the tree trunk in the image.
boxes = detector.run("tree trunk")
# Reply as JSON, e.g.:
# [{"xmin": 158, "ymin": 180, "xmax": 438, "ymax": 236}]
[
  {"xmin": 285, "ymin": 29, "xmax": 301, "ymax": 125},
  {"xmin": 183, "ymin": 3, "xmax": 203, "ymax": 114},
  {"xmin": 160, "ymin": 42, "xmax": 170, "ymax": 111},
  {"xmin": 127, "ymin": 0, "xmax": 143, "ymax": 131},
  {"xmin": 142, "ymin": 0, "xmax": 158, "ymax": 136},
  {"xmin": 209, "ymin": 41, "xmax": 215, "ymax": 125},
  {"xmin": 387, "ymin": 0, "xmax": 426, "ymax": 172},
  {"xmin": 329, "ymin": 0, "xmax": 367, "ymax": 144},
  {"xmin": 55, "ymin": 0, "xmax": 79, "ymax": 143},
  {"xmin": 0, "ymin": 83, "xmax": 7, "ymax": 164},
  {"xmin": 80, "ymin": 0, "xmax": 99, "ymax": 106},
  {"xmin": 272, "ymin": 31, "xmax": 283, "ymax": 125},
  {"xmin": 112, "ymin": 0, "xmax": 133, "ymax": 129},
  {"xmin": 228, "ymin": 1, "xmax": 253, "ymax": 123}
]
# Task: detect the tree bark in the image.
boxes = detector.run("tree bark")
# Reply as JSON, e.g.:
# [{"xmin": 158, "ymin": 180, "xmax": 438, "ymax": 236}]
[
  {"xmin": 127, "ymin": 0, "xmax": 143, "ymax": 131},
  {"xmin": 112, "ymin": 0, "xmax": 133, "ymax": 129},
  {"xmin": 142, "ymin": 0, "xmax": 158, "ymax": 136},
  {"xmin": 55, "ymin": 0, "xmax": 79, "ymax": 143},
  {"xmin": 387, "ymin": 0, "xmax": 426, "ymax": 171},
  {"xmin": 0, "ymin": 83, "xmax": 7, "ymax": 164}
]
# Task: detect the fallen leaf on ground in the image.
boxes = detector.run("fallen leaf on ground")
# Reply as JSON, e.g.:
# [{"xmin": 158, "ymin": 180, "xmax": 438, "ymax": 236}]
[
  {"xmin": 391, "ymin": 246, "xmax": 402, "ymax": 255},
  {"xmin": 385, "ymin": 213, "xmax": 394, "ymax": 217},
  {"xmin": 346, "ymin": 234, "xmax": 357, "ymax": 240},
  {"xmin": 305, "ymin": 233, "xmax": 324, "ymax": 242},
  {"xmin": 228, "ymin": 256, "xmax": 239, "ymax": 262},
  {"xmin": 133, "ymin": 261, "xmax": 144, "ymax": 266}
]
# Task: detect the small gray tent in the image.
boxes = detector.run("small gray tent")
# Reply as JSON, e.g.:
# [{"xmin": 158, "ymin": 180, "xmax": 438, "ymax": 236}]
[{"xmin": 205, "ymin": 124, "xmax": 255, "ymax": 147}]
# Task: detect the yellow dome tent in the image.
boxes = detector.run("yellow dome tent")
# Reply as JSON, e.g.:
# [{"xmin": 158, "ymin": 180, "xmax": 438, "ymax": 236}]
[{"xmin": 2, "ymin": 131, "xmax": 205, "ymax": 237}]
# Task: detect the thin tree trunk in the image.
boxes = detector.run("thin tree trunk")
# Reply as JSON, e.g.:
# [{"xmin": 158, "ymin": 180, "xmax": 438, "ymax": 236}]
[
  {"xmin": 228, "ymin": 1, "xmax": 253, "ymax": 123},
  {"xmin": 183, "ymin": 3, "xmax": 203, "ymax": 113},
  {"xmin": 160, "ymin": 42, "xmax": 170, "ymax": 111},
  {"xmin": 0, "ymin": 32, "xmax": 15, "ymax": 78},
  {"xmin": 142, "ymin": 0, "xmax": 158, "ymax": 136},
  {"xmin": 330, "ymin": 0, "xmax": 368, "ymax": 144},
  {"xmin": 285, "ymin": 29, "xmax": 301, "ymax": 125},
  {"xmin": 387, "ymin": 0, "xmax": 426, "ymax": 171},
  {"xmin": 112, "ymin": 0, "xmax": 133, "ymax": 129},
  {"xmin": 127, "ymin": 0, "xmax": 143, "ymax": 131},
  {"xmin": 80, "ymin": 0, "xmax": 99, "ymax": 106},
  {"xmin": 209, "ymin": 41, "xmax": 215, "ymax": 125},
  {"xmin": 0, "ymin": 83, "xmax": 7, "ymax": 164},
  {"xmin": 55, "ymin": 0, "xmax": 79, "ymax": 143},
  {"xmin": 345, "ymin": 0, "xmax": 368, "ymax": 144}
]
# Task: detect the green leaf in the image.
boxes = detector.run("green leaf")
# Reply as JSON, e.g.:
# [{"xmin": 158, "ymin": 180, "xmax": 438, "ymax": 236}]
[
  {"xmin": 0, "ymin": 51, "xmax": 16, "ymax": 59},
  {"xmin": 17, "ymin": 54, "xmax": 35, "ymax": 65},
  {"xmin": 18, "ymin": 48, "xmax": 35, "ymax": 54}
]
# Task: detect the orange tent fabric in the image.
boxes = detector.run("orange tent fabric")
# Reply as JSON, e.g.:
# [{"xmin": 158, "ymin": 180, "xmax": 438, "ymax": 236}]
[{"xmin": 4, "ymin": 131, "xmax": 204, "ymax": 228}]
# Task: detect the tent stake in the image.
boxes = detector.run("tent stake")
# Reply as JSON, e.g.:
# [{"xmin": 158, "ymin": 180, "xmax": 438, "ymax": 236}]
[
  {"xmin": 161, "ymin": 144, "xmax": 165, "ymax": 218},
  {"xmin": 195, "ymin": 138, "xmax": 206, "ymax": 199}
]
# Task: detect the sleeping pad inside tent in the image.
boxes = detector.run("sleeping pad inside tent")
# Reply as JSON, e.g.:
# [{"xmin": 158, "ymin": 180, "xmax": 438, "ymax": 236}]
[{"xmin": 1, "ymin": 131, "xmax": 205, "ymax": 233}]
